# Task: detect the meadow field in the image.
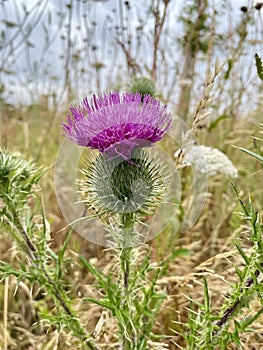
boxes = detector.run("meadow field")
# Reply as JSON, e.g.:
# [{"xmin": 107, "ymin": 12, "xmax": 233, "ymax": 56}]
[{"xmin": 1, "ymin": 1, "xmax": 263, "ymax": 349}]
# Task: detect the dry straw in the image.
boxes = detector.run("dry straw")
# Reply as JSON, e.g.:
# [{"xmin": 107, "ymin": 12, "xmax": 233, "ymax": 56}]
[{"xmin": 176, "ymin": 58, "xmax": 226, "ymax": 169}]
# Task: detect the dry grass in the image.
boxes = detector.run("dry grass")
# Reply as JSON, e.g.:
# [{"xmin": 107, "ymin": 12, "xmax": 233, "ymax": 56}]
[{"xmin": 1, "ymin": 95, "xmax": 263, "ymax": 348}]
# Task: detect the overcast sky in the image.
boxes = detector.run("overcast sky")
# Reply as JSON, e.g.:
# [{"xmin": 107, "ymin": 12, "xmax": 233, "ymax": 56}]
[{"xmin": 0, "ymin": 0, "xmax": 261, "ymax": 106}]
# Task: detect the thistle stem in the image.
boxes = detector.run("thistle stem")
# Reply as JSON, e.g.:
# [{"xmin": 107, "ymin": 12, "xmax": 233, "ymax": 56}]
[
  {"xmin": 121, "ymin": 246, "xmax": 131, "ymax": 291},
  {"xmin": 120, "ymin": 213, "xmax": 134, "ymax": 349},
  {"xmin": 215, "ymin": 269, "xmax": 261, "ymax": 331},
  {"xmin": 120, "ymin": 213, "xmax": 134, "ymax": 294}
]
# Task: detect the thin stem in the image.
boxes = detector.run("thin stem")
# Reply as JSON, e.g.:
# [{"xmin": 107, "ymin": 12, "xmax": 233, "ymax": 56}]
[
  {"xmin": 3, "ymin": 276, "xmax": 9, "ymax": 350},
  {"xmin": 121, "ymin": 247, "xmax": 131, "ymax": 291},
  {"xmin": 120, "ymin": 213, "xmax": 134, "ymax": 293},
  {"xmin": 215, "ymin": 269, "xmax": 261, "ymax": 331},
  {"xmin": 120, "ymin": 213, "xmax": 134, "ymax": 350},
  {"xmin": 151, "ymin": 0, "xmax": 169, "ymax": 82},
  {"xmin": 12, "ymin": 211, "xmax": 38, "ymax": 260},
  {"xmin": 121, "ymin": 246, "xmax": 132, "ymax": 350}
]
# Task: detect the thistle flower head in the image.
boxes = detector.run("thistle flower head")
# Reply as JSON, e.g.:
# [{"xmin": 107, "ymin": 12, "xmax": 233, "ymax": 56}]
[
  {"xmin": 62, "ymin": 92, "xmax": 171, "ymax": 158},
  {"xmin": 80, "ymin": 149, "xmax": 166, "ymax": 219},
  {"xmin": 0, "ymin": 150, "xmax": 43, "ymax": 204}
]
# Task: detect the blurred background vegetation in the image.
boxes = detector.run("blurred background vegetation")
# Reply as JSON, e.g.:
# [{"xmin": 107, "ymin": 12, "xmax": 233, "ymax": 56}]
[{"xmin": 1, "ymin": 0, "xmax": 263, "ymax": 349}]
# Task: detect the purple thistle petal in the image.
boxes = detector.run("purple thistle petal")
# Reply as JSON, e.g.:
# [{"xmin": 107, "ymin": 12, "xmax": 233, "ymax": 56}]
[{"xmin": 62, "ymin": 92, "xmax": 172, "ymax": 156}]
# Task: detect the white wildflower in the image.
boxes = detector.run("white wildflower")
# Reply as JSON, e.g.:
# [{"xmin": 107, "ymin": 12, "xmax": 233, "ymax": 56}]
[{"xmin": 175, "ymin": 145, "xmax": 238, "ymax": 179}]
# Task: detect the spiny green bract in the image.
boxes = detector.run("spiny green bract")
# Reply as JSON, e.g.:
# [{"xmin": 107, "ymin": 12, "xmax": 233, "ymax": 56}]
[
  {"xmin": 0, "ymin": 150, "xmax": 43, "ymax": 203},
  {"xmin": 130, "ymin": 77, "xmax": 156, "ymax": 97},
  {"xmin": 79, "ymin": 150, "xmax": 166, "ymax": 220}
]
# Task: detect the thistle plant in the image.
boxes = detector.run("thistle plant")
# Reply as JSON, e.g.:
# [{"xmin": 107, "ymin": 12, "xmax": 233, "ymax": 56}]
[
  {"xmin": 62, "ymin": 91, "xmax": 172, "ymax": 348},
  {"xmin": 183, "ymin": 185, "xmax": 263, "ymax": 350},
  {"xmin": 179, "ymin": 124, "xmax": 263, "ymax": 349},
  {"xmin": 0, "ymin": 151, "xmax": 43, "ymax": 254},
  {"xmin": 0, "ymin": 150, "xmax": 99, "ymax": 350}
]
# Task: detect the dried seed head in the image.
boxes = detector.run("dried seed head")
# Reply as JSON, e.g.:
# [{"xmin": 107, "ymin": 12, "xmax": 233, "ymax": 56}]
[
  {"xmin": 240, "ymin": 6, "xmax": 248, "ymax": 13},
  {"xmin": 255, "ymin": 2, "xmax": 263, "ymax": 10}
]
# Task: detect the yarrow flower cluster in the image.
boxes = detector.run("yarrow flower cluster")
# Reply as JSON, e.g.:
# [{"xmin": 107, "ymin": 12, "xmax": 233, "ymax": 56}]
[
  {"xmin": 175, "ymin": 145, "xmax": 238, "ymax": 179},
  {"xmin": 63, "ymin": 92, "xmax": 171, "ymax": 158}
]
